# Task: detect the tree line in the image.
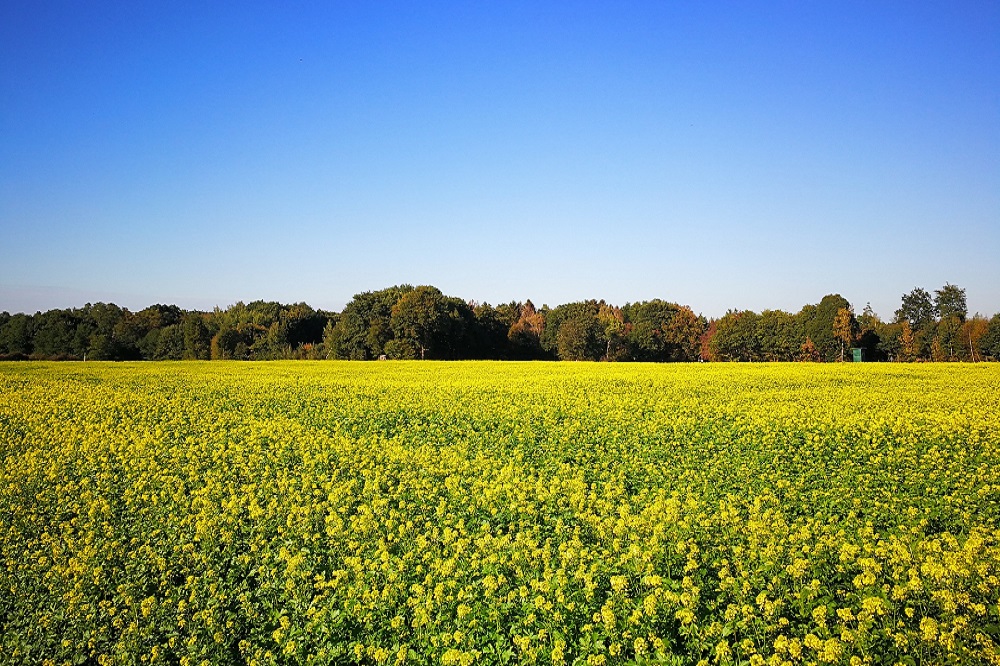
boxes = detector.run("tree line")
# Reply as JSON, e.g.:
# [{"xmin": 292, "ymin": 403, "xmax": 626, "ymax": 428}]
[{"xmin": 2, "ymin": 283, "xmax": 999, "ymax": 362}]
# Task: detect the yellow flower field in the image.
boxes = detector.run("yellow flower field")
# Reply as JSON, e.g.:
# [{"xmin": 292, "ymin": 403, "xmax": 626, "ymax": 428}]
[{"xmin": 1, "ymin": 361, "xmax": 999, "ymax": 665}]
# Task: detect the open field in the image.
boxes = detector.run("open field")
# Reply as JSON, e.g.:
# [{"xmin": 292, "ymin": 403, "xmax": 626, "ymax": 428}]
[{"xmin": 1, "ymin": 362, "xmax": 999, "ymax": 666}]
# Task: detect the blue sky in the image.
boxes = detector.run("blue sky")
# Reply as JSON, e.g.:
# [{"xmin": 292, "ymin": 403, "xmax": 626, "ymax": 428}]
[{"xmin": 2, "ymin": 2, "xmax": 998, "ymax": 319}]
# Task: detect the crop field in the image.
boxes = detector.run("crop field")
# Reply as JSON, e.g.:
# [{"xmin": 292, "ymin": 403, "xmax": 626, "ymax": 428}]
[{"xmin": 1, "ymin": 362, "xmax": 999, "ymax": 666}]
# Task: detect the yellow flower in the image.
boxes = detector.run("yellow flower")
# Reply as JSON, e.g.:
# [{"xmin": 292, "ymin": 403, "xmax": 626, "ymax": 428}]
[{"xmin": 920, "ymin": 617, "xmax": 938, "ymax": 642}]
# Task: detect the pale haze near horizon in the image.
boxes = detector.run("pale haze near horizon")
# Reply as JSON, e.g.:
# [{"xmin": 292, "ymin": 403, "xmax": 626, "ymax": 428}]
[{"xmin": 2, "ymin": 2, "xmax": 998, "ymax": 320}]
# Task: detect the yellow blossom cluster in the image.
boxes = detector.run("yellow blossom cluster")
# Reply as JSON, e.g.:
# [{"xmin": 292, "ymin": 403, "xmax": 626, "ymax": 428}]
[{"xmin": 1, "ymin": 361, "xmax": 999, "ymax": 665}]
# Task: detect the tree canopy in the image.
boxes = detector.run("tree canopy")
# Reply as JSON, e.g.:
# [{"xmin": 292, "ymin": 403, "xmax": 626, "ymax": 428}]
[{"xmin": 2, "ymin": 282, "xmax": 997, "ymax": 362}]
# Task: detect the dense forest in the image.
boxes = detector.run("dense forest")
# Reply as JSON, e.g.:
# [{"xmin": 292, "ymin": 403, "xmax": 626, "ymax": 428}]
[{"xmin": 1, "ymin": 283, "xmax": 998, "ymax": 362}]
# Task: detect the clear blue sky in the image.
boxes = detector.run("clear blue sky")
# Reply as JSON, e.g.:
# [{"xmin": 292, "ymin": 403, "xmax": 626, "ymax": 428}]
[{"xmin": 2, "ymin": 1, "xmax": 998, "ymax": 319}]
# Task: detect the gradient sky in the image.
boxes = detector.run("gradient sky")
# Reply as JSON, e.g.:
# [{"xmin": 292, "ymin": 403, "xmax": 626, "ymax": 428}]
[{"xmin": 2, "ymin": 1, "xmax": 998, "ymax": 319}]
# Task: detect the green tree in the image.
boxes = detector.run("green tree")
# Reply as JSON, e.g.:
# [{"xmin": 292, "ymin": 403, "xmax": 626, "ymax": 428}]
[
  {"xmin": 468, "ymin": 302, "xmax": 513, "ymax": 359},
  {"xmin": 81, "ymin": 303, "xmax": 127, "ymax": 359},
  {"xmin": 556, "ymin": 317, "xmax": 603, "ymax": 361},
  {"xmin": 211, "ymin": 324, "xmax": 259, "ymax": 360},
  {"xmin": 895, "ymin": 288, "xmax": 936, "ymax": 359},
  {"xmin": 757, "ymin": 310, "xmax": 800, "ymax": 362},
  {"xmin": 329, "ymin": 286, "xmax": 413, "ymax": 359},
  {"xmin": 390, "ymin": 286, "xmax": 473, "ymax": 360},
  {"xmin": 33, "ymin": 309, "xmax": 84, "ymax": 359},
  {"xmin": 874, "ymin": 321, "xmax": 903, "ymax": 361},
  {"xmin": 710, "ymin": 310, "xmax": 761, "ymax": 361},
  {"xmin": 857, "ymin": 304, "xmax": 885, "ymax": 361},
  {"xmin": 384, "ymin": 338, "xmax": 419, "ymax": 360},
  {"xmin": 597, "ymin": 303, "xmax": 626, "ymax": 361},
  {"xmin": 283, "ymin": 303, "xmax": 328, "ymax": 350},
  {"xmin": 661, "ymin": 305, "xmax": 705, "ymax": 362},
  {"xmin": 934, "ymin": 283, "xmax": 967, "ymax": 322},
  {"xmin": 895, "ymin": 288, "xmax": 936, "ymax": 326},
  {"xmin": 801, "ymin": 294, "xmax": 851, "ymax": 363},
  {"xmin": 936, "ymin": 316, "xmax": 962, "ymax": 360},
  {"xmin": 0, "ymin": 313, "xmax": 34, "ymax": 356},
  {"xmin": 539, "ymin": 301, "xmax": 601, "ymax": 360},
  {"xmin": 621, "ymin": 299, "xmax": 698, "ymax": 362},
  {"xmin": 152, "ymin": 325, "xmax": 185, "ymax": 360},
  {"xmin": 182, "ymin": 314, "xmax": 212, "ymax": 360},
  {"xmin": 980, "ymin": 314, "xmax": 1000, "ymax": 360}
]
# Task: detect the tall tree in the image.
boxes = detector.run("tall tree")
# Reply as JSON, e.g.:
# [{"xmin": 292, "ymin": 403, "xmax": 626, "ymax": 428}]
[
  {"xmin": 507, "ymin": 300, "xmax": 546, "ymax": 360},
  {"xmin": 981, "ymin": 314, "xmax": 1000, "ymax": 360},
  {"xmin": 182, "ymin": 314, "xmax": 212, "ymax": 360},
  {"xmin": 390, "ymin": 286, "xmax": 473, "ymax": 360},
  {"xmin": 934, "ymin": 283, "xmax": 967, "ymax": 322},
  {"xmin": 960, "ymin": 315, "xmax": 990, "ymax": 362},
  {"xmin": 328, "ymin": 286, "xmax": 413, "ymax": 359},
  {"xmin": 895, "ymin": 287, "xmax": 937, "ymax": 359},
  {"xmin": 556, "ymin": 316, "xmax": 603, "ymax": 361},
  {"xmin": 895, "ymin": 288, "xmax": 936, "ymax": 326},
  {"xmin": 597, "ymin": 303, "xmax": 626, "ymax": 361},
  {"xmin": 930, "ymin": 283, "xmax": 967, "ymax": 360},
  {"xmin": 621, "ymin": 300, "xmax": 704, "ymax": 362},
  {"xmin": 283, "ymin": 303, "xmax": 328, "ymax": 349},
  {"xmin": 710, "ymin": 310, "xmax": 761, "ymax": 361},
  {"xmin": 899, "ymin": 321, "xmax": 916, "ymax": 362},
  {"xmin": 661, "ymin": 305, "xmax": 705, "ymax": 362},
  {"xmin": 801, "ymin": 295, "xmax": 851, "ymax": 363},
  {"xmin": 33, "ymin": 309, "xmax": 84, "ymax": 359},
  {"xmin": 756, "ymin": 310, "xmax": 800, "ymax": 362},
  {"xmin": 0, "ymin": 313, "xmax": 33, "ymax": 357},
  {"xmin": 832, "ymin": 307, "xmax": 857, "ymax": 362},
  {"xmin": 469, "ymin": 302, "xmax": 514, "ymax": 359},
  {"xmin": 856, "ymin": 303, "xmax": 885, "ymax": 361},
  {"xmin": 539, "ymin": 301, "xmax": 601, "ymax": 359}
]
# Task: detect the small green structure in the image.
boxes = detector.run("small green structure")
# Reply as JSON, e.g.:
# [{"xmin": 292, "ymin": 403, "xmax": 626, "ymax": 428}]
[{"xmin": 851, "ymin": 348, "xmax": 863, "ymax": 363}]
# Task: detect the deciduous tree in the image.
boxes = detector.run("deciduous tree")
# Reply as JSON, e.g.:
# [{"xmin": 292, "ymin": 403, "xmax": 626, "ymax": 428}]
[
  {"xmin": 833, "ymin": 307, "xmax": 857, "ymax": 362},
  {"xmin": 934, "ymin": 283, "xmax": 967, "ymax": 322},
  {"xmin": 508, "ymin": 300, "xmax": 546, "ymax": 360},
  {"xmin": 899, "ymin": 321, "xmax": 916, "ymax": 362}
]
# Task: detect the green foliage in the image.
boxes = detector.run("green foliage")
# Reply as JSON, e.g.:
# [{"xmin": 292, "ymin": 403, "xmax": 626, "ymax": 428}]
[
  {"xmin": 384, "ymin": 338, "xmax": 419, "ymax": 359},
  {"xmin": 622, "ymin": 300, "xmax": 680, "ymax": 362},
  {"xmin": 0, "ymin": 282, "xmax": 995, "ymax": 364},
  {"xmin": 709, "ymin": 310, "xmax": 761, "ymax": 361},
  {"xmin": 935, "ymin": 283, "xmax": 967, "ymax": 322},
  {"xmin": 469, "ymin": 302, "xmax": 516, "ymax": 360},
  {"xmin": 756, "ymin": 310, "xmax": 800, "ymax": 361},
  {"xmin": 0, "ymin": 313, "xmax": 33, "ymax": 356},
  {"xmin": 556, "ymin": 316, "xmax": 603, "ymax": 361},
  {"xmin": 981, "ymin": 314, "xmax": 1000, "ymax": 360},
  {"xmin": 31, "ymin": 309, "xmax": 85, "ymax": 359},
  {"xmin": 802, "ymin": 294, "xmax": 852, "ymax": 363},
  {"xmin": 329, "ymin": 285, "xmax": 414, "ymax": 359},
  {"xmin": 390, "ymin": 286, "xmax": 474, "ymax": 360},
  {"xmin": 895, "ymin": 288, "xmax": 936, "ymax": 327},
  {"xmin": 540, "ymin": 301, "xmax": 602, "ymax": 360},
  {"xmin": 182, "ymin": 314, "xmax": 212, "ymax": 360}
]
